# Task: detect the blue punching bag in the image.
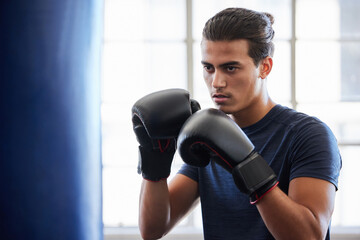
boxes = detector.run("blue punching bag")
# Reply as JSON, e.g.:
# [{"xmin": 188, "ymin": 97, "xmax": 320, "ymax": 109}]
[{"xmin": 0, "ymin": 0, "xmax": 103, "ymax": 239}]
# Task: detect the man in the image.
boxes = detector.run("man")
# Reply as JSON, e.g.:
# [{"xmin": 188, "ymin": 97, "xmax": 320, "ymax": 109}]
[{"xmin": 132, "ymin": 8, "xmax": 341, "ymax": 240}]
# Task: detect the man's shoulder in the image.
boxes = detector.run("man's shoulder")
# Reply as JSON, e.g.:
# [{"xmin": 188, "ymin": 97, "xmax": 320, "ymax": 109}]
[{"xmin": 272, "ymin": 105, "xmax": 328, "ymax": 132}]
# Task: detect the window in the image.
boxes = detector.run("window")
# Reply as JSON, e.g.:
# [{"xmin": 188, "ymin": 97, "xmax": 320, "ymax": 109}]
[
  {"xmin": 102, "ymin": 0, "xmax": 360, "ymax": 236},
  {"xmin": 295, "ymin": 0, "xmax": 360, "ymax": 226},
  {"xmin": 102, "ymin": 0, "xmax": 188, "ymax": 227}
]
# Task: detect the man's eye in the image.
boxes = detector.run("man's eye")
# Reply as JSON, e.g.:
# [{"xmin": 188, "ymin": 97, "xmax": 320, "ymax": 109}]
[
  {"xmin": 203, "ymin": 65, "xmax": 213, "ymax": 71},
  {"xmin": 227, "ymin": 66, "xmax": 236, "ymax": 72}
]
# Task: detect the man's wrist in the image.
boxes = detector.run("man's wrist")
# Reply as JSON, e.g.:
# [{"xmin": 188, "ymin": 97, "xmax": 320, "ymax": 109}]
[
  {"xmin": 250, "ymin": 180, "xmax": 279, "ymax": 204},
  {"xmin": 137, "ymin": 146, "xmax": 175, "ymax": 182}
]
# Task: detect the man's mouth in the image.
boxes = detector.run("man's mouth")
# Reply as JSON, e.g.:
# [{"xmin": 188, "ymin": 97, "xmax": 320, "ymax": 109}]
[{"xmin": 212, "ymin": 93, "xmax": 229, "ymax": 104}]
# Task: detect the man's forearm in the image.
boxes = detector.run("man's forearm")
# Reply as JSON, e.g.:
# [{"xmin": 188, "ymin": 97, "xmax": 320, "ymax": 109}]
[
  {"xmin": 256, "ymin": 187, "xmax": 329, "ymax": 240},
  {"xmin": 139, "ymin": 179, "xmax": 171, "ymax": 240}
]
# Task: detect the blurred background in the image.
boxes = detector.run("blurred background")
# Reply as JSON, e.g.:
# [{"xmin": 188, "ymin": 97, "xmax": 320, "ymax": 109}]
[
  {"xmin": 102, "ymin": 0, "xmax": 360, "ymax": 239},
  {"xmin": 1, "ymin": 0, "xmax": 359, "ymax": 239}
]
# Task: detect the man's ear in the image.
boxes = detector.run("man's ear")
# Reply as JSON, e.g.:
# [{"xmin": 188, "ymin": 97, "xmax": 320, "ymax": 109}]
[{"xmin": 259, "ymin": 56, "xmax": 273, "ymax": 79}]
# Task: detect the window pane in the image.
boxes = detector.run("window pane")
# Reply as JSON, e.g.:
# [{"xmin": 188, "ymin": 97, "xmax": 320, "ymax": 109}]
[
  {"xmin": 192, "ymin": 0, "xmax": 291, "ymax": 41},
  {"xmin": 143, "ymin": 0, "xmax": 186, "ymax": 40},
  {"xmin": 101, "ymin": 104, "xmax": 138, "ymax": 167},
  {"xmin": 102, "ymin": 42, "xmax": 147, "ymax": 104},
  {"xmin": 297, "ymin": 0, "xmax": 341, "ymax": 39},
  {"xmin": 104, "ymin": 0, "xmax": 186, "ymax": 41},
  {"xmin": 296, "ymin": 41, "xmax": 360, "ymax": 103},
  {"xmin": 102, "ymin": 42, "xmax": 187, "ymax": 104},
  {"xmin": 332, "ymin": 146, "xmax": 360, "ymax": 226},
  {"xmin": 103, "ymin": 167, "xmax": 142, "ymax": 227},
  {"xmin": 338, "ymin": 0, "xmax": 360, "ymax": 39},
  {"xmin": 268, "ymin": 40, "xmax": 291, "ymax": 104},
  {"xmin": 104, "ymin": 0, "xmax": 145, "ymax": 41},
  {"xmin": 296, "ymin": 41, "xmax": 341, "ymax": 103},
  {"xmin": 339, "ymin": 42, "xmax": 360, "ymax": 101},
  {"xmin": 297, "ymin": 0, "xmax": 360, "ymax": 39},
  {"xmin": 145, "ymin": 43, "xmax": 187, "ymax": 91}
]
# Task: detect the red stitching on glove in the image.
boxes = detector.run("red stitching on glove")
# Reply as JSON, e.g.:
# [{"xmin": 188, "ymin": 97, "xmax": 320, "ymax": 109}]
[
  {"xmin": 250, "ymin": 181, "xmax": 279, "ymax": 205},
  {"xmin": 191, "ymin": 141, "xmax": 234, "ymax": 169},
  {"xmin": 158, "ymin": 139, "xmax": 171, "ymax": 152}
]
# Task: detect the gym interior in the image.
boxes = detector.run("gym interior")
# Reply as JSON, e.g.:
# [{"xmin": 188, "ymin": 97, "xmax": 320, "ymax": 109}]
[{"xmin": 1, "ymin": 0, "xmax": 359, "ymax": 239}]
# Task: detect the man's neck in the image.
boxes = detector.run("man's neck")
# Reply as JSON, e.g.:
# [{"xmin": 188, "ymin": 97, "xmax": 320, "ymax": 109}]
[{"xmin": 231, "ymin": 98, "xmax": 276, "ymax": 128}]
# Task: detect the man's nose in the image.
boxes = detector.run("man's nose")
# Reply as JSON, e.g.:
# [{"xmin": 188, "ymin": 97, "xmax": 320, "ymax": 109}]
[{"xmin": 212, "ymin": 70, "xmax": 226, "ymax": 89}]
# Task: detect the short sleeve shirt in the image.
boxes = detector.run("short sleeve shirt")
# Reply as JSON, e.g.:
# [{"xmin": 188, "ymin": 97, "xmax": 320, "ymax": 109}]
[{"xmin": 178, "ymin": 105, "xmax": 342, "ymax": 240}]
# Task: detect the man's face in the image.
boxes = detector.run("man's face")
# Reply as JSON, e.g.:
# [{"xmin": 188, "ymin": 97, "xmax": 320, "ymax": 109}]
[{"xmin": 201, "ymin": 39, "xmax": 264, "ymax": 115}]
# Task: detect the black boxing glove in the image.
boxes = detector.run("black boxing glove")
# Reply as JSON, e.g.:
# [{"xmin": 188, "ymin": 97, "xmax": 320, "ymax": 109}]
[
  {"xmin": 132, "ymin": 88, "xmax": 200, "ymax": 182},
  {"xmin": 177, "ymin": 108, "xmax": 278, "ymax": 204}
]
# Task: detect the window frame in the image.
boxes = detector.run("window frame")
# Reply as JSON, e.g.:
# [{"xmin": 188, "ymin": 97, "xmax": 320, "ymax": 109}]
[{"xmin": 102, "ymin": 0, "xmax": 360, "ymax": 238}]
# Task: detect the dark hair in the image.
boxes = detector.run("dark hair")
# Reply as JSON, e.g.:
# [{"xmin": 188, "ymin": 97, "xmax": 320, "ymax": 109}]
[{"xmin": 202, "ymin": 8, "xmax": 275, "ymax": 66}]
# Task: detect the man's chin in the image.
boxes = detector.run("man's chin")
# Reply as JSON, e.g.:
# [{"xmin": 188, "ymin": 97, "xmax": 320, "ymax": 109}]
[{"xmin": 215, "ymin": 105, "xmax": 232, "ymax": 114}]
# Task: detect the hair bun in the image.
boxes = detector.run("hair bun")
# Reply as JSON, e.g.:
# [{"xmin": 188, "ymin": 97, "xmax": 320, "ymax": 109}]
[{"xmin": 264, "ymin": 12, "xmax": 275, "ymax": 25}]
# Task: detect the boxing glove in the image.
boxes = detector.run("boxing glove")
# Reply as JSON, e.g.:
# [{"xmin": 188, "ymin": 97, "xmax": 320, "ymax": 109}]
[
  {"xmin": 177, "ymin": 108, "xmax": 278, "ymax": 204},
  {"xmin": 132, "ymin": 88, "xmax": 200, "ymax": 181}
]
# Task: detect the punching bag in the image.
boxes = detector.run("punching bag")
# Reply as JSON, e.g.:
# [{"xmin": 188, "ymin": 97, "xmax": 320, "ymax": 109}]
[{"xmin": 0, "ymin": 0, "xmax": 103, "ymax": 239}]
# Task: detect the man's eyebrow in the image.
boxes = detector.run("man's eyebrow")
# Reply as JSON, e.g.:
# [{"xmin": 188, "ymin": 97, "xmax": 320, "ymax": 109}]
[
  {"xmin": 200, "ymin": 61, "xmax": 242, "ymax": 67},
  {"xmin": 201, "ymin": 61, "xmax": 212, "ymax": 65},
  {"xmin": 219, "ymin": 61, "xmax": 241, "ymax": 67}
]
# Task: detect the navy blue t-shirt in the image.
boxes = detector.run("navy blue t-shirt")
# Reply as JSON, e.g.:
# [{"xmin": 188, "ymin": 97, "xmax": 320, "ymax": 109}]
[{"xmin": 178, "ymin": 104, "xmax": 342, "ymax": 240}]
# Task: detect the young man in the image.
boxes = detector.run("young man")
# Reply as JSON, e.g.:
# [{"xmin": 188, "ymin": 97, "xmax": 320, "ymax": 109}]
[{"xmin": 132, "ymin": 8, "xmax": 341, "ymax": 240}]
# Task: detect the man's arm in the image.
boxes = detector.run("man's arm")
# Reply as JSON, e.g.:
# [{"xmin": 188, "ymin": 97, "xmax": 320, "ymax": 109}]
[
  {"xmin": 256, "ymin": 177, "xmax": 336, "ymax": 240},
  {"xmin": 139, "ymin": 173, "xmax": 199, "ymax": 240}
]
